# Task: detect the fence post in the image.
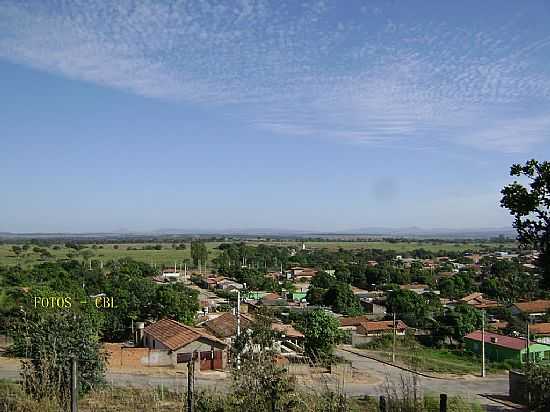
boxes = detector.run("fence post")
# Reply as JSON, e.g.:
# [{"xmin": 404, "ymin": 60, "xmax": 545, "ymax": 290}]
[
  {"xmin": 379, "ymin": 395, "xmax": 386, "ymax": 412},
  {"xmin": 70, "ymin": 357, "xmax": 78, "ymax": 412},
  {"xmin": 439, "ymin": 393, "xmax": 447, "ymax": 412}
]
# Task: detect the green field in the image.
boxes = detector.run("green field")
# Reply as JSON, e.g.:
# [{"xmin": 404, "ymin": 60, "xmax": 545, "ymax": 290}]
[
  {"xmin": 361, "ymin": 347, "xmax": 511, "ymax": 375},
  {"xmin": 0, "ymin": 239, "xmax": 517, "ymax": 268}
]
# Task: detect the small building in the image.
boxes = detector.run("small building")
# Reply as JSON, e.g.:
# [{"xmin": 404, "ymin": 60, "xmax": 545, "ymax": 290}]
[
  {"xmin": 271, "ymin": 322, "xmax": 305, "ymax": 350},
  {"xmin": 216, "ymin": 279, "xmax": 244, "ymax": 291},
  {"xmin": 202, "ymin": 312, "xmax": 255, "ymax": 343},
  {"xmin": 464, "ymin": 330, "xmax": 550, "ymax": 364},
  {"xmin": 356, "ymin": 320, "xmax": 408, "ymax": 337},
  {"xmin": 142, "ymin": 319, "xmax": 227, "ymax": 370},
  {"xmin": 288, "ymin": 267, "xmax": 318, "ymax": 280},
  {"xmin": 530, "ymin": 323, "xmax": 550, "ymax": 345},
  {"xmin": 161, "ymin": 266, "xmax": 180, "ymax": 279},
  {"xmin": 400, "ymin": 284, "xmax": 431, "ymax": 295},
  {"xmin": 288, "ymin": 291, "xmax": 307, "ymax": 302},
  {"xmin": 458, "ymin": 292, "xmax": 500, "ymax": 310},
  {"xmin": 511, "ymin": 300, "xmax": 550, "ymax": 320}
]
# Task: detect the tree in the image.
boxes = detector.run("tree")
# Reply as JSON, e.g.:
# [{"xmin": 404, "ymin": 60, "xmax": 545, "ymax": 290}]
[
  {"xmin": 386, "ymin": 289, "xmax": 441, "ymax": 328},
  {"xmin": 501, "ymin": 159, "xmax": 550, "ymax": 287},
  {"xmin": 311, "ymin": 271, "xmax": 336, "ymax": 289},
  {"xmin": 191, "ymin": 240, "xmax": 209, "ymax": 267},
  {"xmin": 11, "ymin": 245, "xmax": 22, "ymax": 257},
  {"xmin": 11, "ymin": 308, "xmax": 106, "ymax": 405},
  {"xmin": 437, "ymin": 304, "xmax": 482, "ymax": 343},
  {"xmin": 323, "ymin": 282, "xmax": 362, "ymax": 316},
  {"xmin": 300, "ymin": 310, "xmax": 341, "ymax": 360}
]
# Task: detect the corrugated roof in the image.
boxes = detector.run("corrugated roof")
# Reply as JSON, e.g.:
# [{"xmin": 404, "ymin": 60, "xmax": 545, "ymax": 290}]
[
  {"xmin": 464, "ymin": 330, "xmax": 535, "ymax": 351},
  {"xmin": 143, "ymin": 318, "xmax": 225, "ymax": 350}
]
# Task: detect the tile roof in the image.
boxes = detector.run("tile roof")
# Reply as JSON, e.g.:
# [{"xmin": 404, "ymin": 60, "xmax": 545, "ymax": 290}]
[
  {"xmin": 464, "ymin": 330, "xmax": 535, "ymax": 351},
  {"xmin": 143, "ymin": 318, "xmax": 225, "ymax": 351},
  {"xmin": 271, "ymin": 323, "xmax": 304, "ymax": 338},
  {"xmin": 339, "ymin": 315, "xmax": 371, "ymax": 327},
  {"xmin": 400, "ymin": 284, "xmax": 429, "ymax": 290},
  {"xmin": 513, "ymin": 300, "xmax": 550, "ymax": 314},
  {"xmin": 530, "ymin": 323, "xmax": 550, "ymax": 335},
  {"xmin": 359, "ymin": 320, "xmax": 408, "ymax": 332},
  {"xmin": 203, "ymin": 312, "xmax": 254, "ymax": 339}
]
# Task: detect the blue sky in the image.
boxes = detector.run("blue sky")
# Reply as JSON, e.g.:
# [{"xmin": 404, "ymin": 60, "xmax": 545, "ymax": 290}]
[{"xmin": 1, "ymin": 0, "xmax": 550, "ymax": 233}]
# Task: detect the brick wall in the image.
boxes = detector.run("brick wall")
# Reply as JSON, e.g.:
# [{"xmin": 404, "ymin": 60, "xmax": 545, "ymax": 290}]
[{"xmin": 104, "ymin": 343, "xmax": 172, "ymax": 368}]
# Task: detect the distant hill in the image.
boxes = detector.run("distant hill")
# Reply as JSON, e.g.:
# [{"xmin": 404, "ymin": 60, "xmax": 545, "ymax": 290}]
[{"xmin": 0, "ymin": 226, "xmax": 516, "ymax": 240}]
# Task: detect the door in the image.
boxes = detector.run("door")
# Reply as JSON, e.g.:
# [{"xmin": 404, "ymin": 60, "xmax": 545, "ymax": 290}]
[
  {"xmin": 199, "ymin": 351, "xmax": 213, "ymax": 370},
  {"xmin": 213, "ymin": 351, "xmax": 223, "ymax": 370}
]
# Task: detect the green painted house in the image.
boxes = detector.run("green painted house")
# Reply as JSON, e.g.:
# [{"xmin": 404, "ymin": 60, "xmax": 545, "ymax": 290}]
[
  {"xmin": 245, "ymin": 291, "xmax": 267, "ymax": 300},
  {"xmin": 465, "ymin": 330, "xmax": 550, "ymax": 364},
  {"xmin": 288, "ymin": 292, "xmax": 307, "ymax": 302}
]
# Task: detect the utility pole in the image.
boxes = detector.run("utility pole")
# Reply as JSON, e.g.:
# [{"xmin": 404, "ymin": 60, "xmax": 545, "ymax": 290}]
[
  {"xmin": 71, "ymin": 357, "xmax": 78, "ymax": 412},
  {"xmin": 236, "ymin": 289, "xmax": 241, "ymax": 370},
  {"xmin": 392, "ymin": 312, "xmax": 396, "ymax": 363},
  {"xmin": 526, "ymin": 320, "xmax": 531, "ymax": 366},
  {"xmin": 481, "ymin": 310, "xmax": 486, "ymax": 378},
  {"xmin": 187, "ymin": 357, "xmax": 194, "ymax": 412}
]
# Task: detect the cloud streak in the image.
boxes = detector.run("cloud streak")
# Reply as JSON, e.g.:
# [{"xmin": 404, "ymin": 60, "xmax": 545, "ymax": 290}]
[{"xmin": 1, "ymin": 0, "xmax": 550, "ymax": 152}]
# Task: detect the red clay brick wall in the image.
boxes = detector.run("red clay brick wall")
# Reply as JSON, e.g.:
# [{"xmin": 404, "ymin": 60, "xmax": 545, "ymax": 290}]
[{"xmin": 104, "ymin": 343, "xmax": 152, "ymax": 368}]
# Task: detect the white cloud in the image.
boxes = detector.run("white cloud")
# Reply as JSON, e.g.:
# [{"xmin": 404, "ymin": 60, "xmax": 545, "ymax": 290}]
[{"xmin": 1, "ymin": 1, "xmax": 550, "ymax": 152}]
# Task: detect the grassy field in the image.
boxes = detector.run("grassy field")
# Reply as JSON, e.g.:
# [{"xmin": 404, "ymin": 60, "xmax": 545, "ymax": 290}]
[
  {"xmin": 360, "ymin": 347, "xmax": 512, "ymax": 375},
  {"xmin": 0, "ymin": 239, "xmax": 517, "ymax": 267}
]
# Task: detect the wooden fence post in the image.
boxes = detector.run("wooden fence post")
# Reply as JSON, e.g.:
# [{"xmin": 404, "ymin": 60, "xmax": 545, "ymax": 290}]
[
  {"xmin": 439, "ymin": 393, "xmax": 447, "ymax": 412},
  {"xmin": 70, "ymin": 357, "xmax": 78, "ymax": 412},
  {"xmin": 379, "ymin": 395, "xmax": 386, "ymax": 412}
]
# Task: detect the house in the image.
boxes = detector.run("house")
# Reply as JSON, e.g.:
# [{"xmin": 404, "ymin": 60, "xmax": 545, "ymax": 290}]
[
  {"xmin": 161, "ymin": 266, "xmax": 180, "ymax": 279},
  {"xmin": 339, "ymin": 315, "xmax": 371, "ymax": 332},
  {"xmin": 271, "ymin": 323, "xmax": 305, "ymax": 350},
  {"xmin": 216, "ymin": 279, "xmax": 244, "ymax": 291},
  {"xmin": 288, "ymin": 291, "xmax": 307, "ymax": 302},
  {"xmin": 464, "ymin": 330, "xmax": 550, "ymax": 364},
  {"xmin": 202, "ymin": 312, "xmax": 255, "ymax": 343},
  {"xmin": 530, "ymin": 323, "xmax": 550, "ymax": 345},
  {"xmin": 142, "ymin": 319, "xmax": 227, "ymax": 370},
  {"xmin": 400, "ymin": 284, "xmax": 433, "ymax": 295},
  {"xmin": 356, "ymin": 320, "xmax": 408, "ymax": 337},
  {"xmin": 511, "ymin": 300, "xmax": 550, "ymax": 320},
  {"xmin": 351, "ymin": 286, "xmax": 370, "ymax": 299},
  {"xmin": 288, "ymin": 267, "xmax": 318, "ymax": 280},
  {"xmin": 361, "ymin": 300, "xmax": 387, "ymax": 315},
  {"xmin": 458, "ymin": 292, "xmax": 500, "ymax": 310},
  {"xmin": 260, "ymin": 292, "xmax": 287, "ymax": 306},
  {"xmin": 346, "ymin": 319, "xmax": 408, "ymax": 347}
]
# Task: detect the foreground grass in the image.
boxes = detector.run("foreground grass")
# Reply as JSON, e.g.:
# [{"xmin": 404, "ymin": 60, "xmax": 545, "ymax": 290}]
[{"xmin": 0, "ymin": 380, "xmax": 483, "ymax": 412}]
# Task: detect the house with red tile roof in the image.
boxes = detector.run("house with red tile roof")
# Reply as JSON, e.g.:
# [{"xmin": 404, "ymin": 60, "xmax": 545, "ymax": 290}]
[
  {"xmin": 530, "ymin": 323, "xmax": 550, "ymax": 345},
  {"xmin": 142, "ymin": 318, "xmax": 227, "ymax": 370},
  {"xmin": 511, "ymin": 300, "xmax": 550, "ymax": 320}
]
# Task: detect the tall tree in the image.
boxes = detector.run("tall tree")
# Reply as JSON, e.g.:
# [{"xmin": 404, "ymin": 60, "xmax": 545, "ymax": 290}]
[
  {"xmin": 300, "ymin": 310, "xmax": 342, "ymax": 360},
  {"xmin": 501, "ymin": 159, "xmax": 550, "ymax": 287}
]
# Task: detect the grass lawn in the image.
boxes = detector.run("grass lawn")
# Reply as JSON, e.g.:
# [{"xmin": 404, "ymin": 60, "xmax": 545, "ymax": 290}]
[{"xmin": 358, "ymin": 345, "xmax": 512, "ymax": 375}]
